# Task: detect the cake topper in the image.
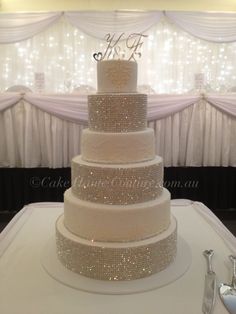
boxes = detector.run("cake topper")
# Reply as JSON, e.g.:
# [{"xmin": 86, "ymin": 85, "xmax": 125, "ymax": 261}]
[{"xmin": 93, "ymin": 33, "xmax": 148, "ymax": 62}]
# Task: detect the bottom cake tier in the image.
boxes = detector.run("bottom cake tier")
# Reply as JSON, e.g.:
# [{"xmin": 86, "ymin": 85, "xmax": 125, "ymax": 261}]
[{"xmin": 55, "ymin": 215, "xmax": 177, "ymax": 281}]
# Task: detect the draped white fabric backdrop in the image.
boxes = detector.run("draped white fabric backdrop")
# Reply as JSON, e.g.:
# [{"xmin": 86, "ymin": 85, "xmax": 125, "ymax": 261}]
[
  {"xmin": 2, "ymin": 11, "xmax": 236, "ymax": 43},
  {"xmin": 1, "ymin": 12, "xmax": 236, "ymax": 94},
  {"xmin": 0, "ymin": 93, "xmax": 235, "ymax": 168},
  {"xmin": 0, "ymin": 11, "xmax": 236, "ymax": 168}
]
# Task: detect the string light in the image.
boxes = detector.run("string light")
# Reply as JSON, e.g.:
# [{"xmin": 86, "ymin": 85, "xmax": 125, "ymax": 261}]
[{"xmin": 0, "ymin": 19, "xmax": 236, "ymax": 93}]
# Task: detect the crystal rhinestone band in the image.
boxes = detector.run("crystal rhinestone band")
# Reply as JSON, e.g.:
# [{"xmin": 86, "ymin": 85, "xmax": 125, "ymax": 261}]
[
  {"xmin": 88, "ymin": 94, "xmax": 147, "ymax": 132},
  {"xmin": 71, "ymin": 157, "xmax": 163, "ymax": 205},
  {"xmin": 56, "ymin": 215, "xmax": 177, "ymax": 281}
]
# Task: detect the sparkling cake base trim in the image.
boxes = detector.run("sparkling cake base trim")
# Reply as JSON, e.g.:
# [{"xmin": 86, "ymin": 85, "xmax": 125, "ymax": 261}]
[
  {"xmin": 71, "ymin": 156, "xmax": 163, "ymax": 205},
  {"xmin": 42, "ymin": 235, "xmax": 190, "ymax": 295},
  {"xmin": 55, "ymin": 215, "xmax": 177, "ymax": 281}
]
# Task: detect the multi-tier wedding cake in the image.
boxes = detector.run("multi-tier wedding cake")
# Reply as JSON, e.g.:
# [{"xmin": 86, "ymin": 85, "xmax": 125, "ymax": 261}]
[{"xmin": 55, "ymin": 59, "xmax": 177, "ymax": 281}]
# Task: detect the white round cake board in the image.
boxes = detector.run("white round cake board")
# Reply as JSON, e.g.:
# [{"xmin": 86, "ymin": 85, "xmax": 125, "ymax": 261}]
[
  {"xmin": 41, "ymin": 235, "xmax": 191, "ymax": 295},
  {"xmin": 171, "ymin": 199, "xmax": 193, "ymax": 206}
]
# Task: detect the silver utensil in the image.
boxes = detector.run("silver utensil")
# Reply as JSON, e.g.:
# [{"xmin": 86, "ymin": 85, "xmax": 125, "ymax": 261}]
[
  {"xmin": 202, "ymin": 249, "xmax": 216, "ymax": 314},
  {"xmin": 219, "ymin": 255, "xmax": 236, "ymax": 314}
]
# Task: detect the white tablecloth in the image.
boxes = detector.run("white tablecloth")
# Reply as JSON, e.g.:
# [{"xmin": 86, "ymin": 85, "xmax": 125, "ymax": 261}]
[{"xmin": 0, "ymin": 200, "xmax": 235, "ymax": 314}]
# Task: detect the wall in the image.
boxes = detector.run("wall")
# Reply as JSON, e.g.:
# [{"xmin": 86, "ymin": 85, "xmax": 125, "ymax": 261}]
[{"xmin": 1, "ymin": 0, "xmax": 236, "ymax": 12}]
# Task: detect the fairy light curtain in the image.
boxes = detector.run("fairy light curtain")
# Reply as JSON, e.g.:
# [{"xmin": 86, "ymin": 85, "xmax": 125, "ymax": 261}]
[
  {"xmin": 1, "ymin": 11, "xmax": 236, "ymax": 93},
  {"xmin": 0, "ymin": 10, "xmax": 236, "ymax": 168}
]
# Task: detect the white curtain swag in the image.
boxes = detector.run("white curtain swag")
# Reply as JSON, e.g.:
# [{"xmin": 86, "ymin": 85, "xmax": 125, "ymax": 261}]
[{"xmin": 1, "ymin": 11, "xmax": 236, "ymax": 43}]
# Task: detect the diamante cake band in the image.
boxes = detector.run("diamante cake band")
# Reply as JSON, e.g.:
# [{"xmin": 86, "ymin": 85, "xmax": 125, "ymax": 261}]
[
  {"xmin": 71, "ymin": 156, "xmax": 163, "ymax": 205},
  {"xmin": 56, "ymin": 215, "xmax": 177, "ymax": 281},
  {"xmin": 88, "ymin": 94, "xmax": 147, "ymax": 132}
]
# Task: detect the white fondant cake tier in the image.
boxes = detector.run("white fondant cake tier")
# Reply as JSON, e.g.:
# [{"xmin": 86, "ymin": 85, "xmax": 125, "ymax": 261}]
[
  {"xmin": 64, "ymin": 188, "xmax": 170, "ymax": 242},
  {"xmin": 56, "ymin": 215, "xmax": 177, "ymax": 281},
  {"xmin": 88, "ymin": 93, "xmax": 147, "ymax": 132},
  {"xmin": 71, "ymin": 155, "xmax": 163, "ymax": 205},
  {"xmin": 97, "ymin": 60, "xmax": 137, "ymax": 93},
  {"xmin": 81, "ymin": 128, "xmax": 155, "ymax": 163}
]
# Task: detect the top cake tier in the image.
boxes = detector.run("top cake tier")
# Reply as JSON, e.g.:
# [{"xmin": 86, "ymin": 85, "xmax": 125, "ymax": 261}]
[{"xmin": 97, "ymin": 60, "xmax": 137, "ymax": 93}]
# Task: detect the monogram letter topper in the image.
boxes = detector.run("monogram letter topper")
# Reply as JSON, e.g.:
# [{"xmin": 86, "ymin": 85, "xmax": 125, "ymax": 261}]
[{"xmin": 93, "ymin": 33, "xmax": 148, "ymax": 62}]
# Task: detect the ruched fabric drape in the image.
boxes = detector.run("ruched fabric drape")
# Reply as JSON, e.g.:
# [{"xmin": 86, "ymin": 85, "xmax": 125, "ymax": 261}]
[
  {"xmin": 165, "ymin": 11, "xmax": 236, "ymax": 43},
  {"xmin": 64, "ymin": 11, "xmax": 163, "ymax": 40},
  {"xmin": 0, "ymin": 12, "xmax": 62, "ymax": 44},
  {"xmin": 0, "ymin": 93, "xmax": 235, "ymax": 168},
  {"xmin": 2, "ymin": 11, "xmax": 236, "ymax": 44}
]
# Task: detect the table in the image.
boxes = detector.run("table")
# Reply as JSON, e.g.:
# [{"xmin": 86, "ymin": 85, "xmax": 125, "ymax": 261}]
[
  {"xmin": 1, "ymin": 93, "xmax": 236, "ymax": 168},
  {"xmin": 0, "ymin": 200, "xmax": 235, "ymax": 314}
]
